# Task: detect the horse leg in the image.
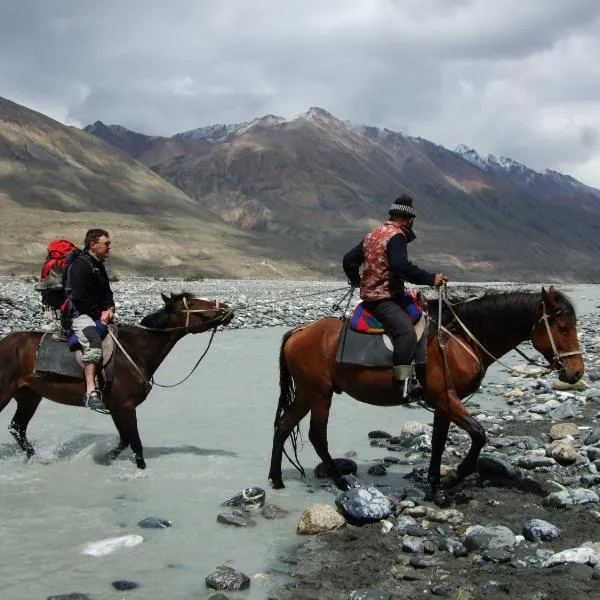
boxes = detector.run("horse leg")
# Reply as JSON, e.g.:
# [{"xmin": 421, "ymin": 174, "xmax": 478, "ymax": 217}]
[
  {"xmin": 436, "ymin": 388, "xmax": 486, "ymax": 494},
  {"xmin": 9, "ymin": 389, "xmax": 42, "ymax": 458},
  {"xmin": 104, "ymin": 410, "xmax": 130, "ymax": 462},
  {"xmin": 112, "ymin": 406, "xmax": 146, "ymax": 469},
  {"xmin": 268, "ymin": 398, "xmax": 310, "ymax": 489},
  {"xmin": 308, "ymin": 395, "xmax": 351, "ymax": 491},
  {"xmin": 427, "ymin": 407, "xmax": 451, "ymax": 503}
]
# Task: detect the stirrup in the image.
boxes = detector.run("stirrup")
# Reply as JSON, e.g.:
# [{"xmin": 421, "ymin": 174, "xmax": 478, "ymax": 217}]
[
  {"xmin": 84, "ymin": 390, "xmax": 105, "ymax": 410},
  {"xmin": 394, "ymin": 378, "xmax": 424, "ymax": 400}
]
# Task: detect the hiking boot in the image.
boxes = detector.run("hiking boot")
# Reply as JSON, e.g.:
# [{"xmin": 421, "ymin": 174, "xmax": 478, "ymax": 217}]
[{"xmin": 84, "ymin": 390, "xmax": 104, "ymax": 410}]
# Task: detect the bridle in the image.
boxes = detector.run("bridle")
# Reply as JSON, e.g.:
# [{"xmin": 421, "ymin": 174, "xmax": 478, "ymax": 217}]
[
  {"xmin": 137, "ymin": 296, "xmax": 233, "ymax": 332},
  {"xmin": 531, "ymin": 301, "xmax": 583, "ymax": 371},
  {"xmin": 180, "ymin": 296, "xmax": 226, "ymax": 329}
]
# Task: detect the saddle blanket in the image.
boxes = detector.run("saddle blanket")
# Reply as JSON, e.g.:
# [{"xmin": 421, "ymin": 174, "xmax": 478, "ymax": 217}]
[
  {"xmin": 350, "ymin": 290, "xmax": 423, "ymax": 334},
  {"xmin": 34, "ymin": 326, "xmax": 117, "ymax": 380},
  {"xmin": 335, "ymin": 316, "xmax": 428, "ymax": 367}
]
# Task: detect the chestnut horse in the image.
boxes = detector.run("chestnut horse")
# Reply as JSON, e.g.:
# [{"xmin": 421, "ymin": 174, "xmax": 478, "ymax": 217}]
[
  {"xmin": 268, "ymin": 287, "xmax": 584, "ymax": 504},
  {"xmin": 0, "ymin": 293, "xmax": 232, "ymax": 468}
]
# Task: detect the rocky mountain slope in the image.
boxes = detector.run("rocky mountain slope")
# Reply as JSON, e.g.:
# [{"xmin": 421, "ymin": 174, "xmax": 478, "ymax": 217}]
[
  {"xmin": 88, "ymin": 108, "xmax": 600, "ymax": 282},
  {"xmin": 0, "ymin": 97, "xmax": 321, "ymax": 279}
]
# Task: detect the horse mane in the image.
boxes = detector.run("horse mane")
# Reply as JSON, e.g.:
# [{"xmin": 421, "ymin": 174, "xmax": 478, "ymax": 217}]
[
  {"xmin": 168, "ymin": 291, "xmax": 196, "ymax": 303},
  {"xmin": 426, "ymin": 289, "xmax": 575, "ymax": 347}
]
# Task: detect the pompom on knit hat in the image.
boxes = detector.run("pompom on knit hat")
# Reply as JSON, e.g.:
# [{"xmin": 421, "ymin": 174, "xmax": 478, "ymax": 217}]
[{"xmin": 389, "ymin": 194, "xmax": 416, "ymax": 218}]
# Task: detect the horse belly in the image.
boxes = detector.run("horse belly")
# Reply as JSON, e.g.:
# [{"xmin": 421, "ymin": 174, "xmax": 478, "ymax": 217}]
[
  {"xmin": 26, "ymin": 378, "xmax": 86, "ymax": 406},
  {"xmin": 334, "ymin": 365, "xmax": 410, "ymax": 407}
]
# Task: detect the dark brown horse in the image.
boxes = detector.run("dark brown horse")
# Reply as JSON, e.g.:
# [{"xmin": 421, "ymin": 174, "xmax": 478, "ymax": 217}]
[
  {"xmin": 0, "ymin": 292, "xmax": 232, "ymax": 468},
  {"xmin": 268, "ymin": 287, "xmax": 585, "ymax": 504}
]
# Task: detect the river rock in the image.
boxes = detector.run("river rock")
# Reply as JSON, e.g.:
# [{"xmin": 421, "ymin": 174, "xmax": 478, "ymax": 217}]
[
  {"xmin": 400, "ymin": 421, "xmax": 433, "ymax": 436},
  {"xmin": 367, "ymin": 463, "xmax": 387, "ymax": 476},
  {"xmin": 541, "ymin": 547, "xmax": 600, "ymax": 567},
  {"xmin": 409, "ymin": 556, "xmax": 444, "ymax": 569},
  {"xmin": 543, "ymin": 488, "xmax": 600, "ymax": 508},
  {"xmin": 583, "ymin": 429, "xmax": 600, "ymax": 445},
  {"xmin": 261, "ymin": 504, "xmax": 289, "ymax": 519},
  {"xmin": 297, "ymin": 502, "xmax": 346, "ymax": 534},
  {"xmin": 347, "ymin": 590, "xmax": 390, "ymax": 600},
  {"xmin": 367, "ymin": 431, "xmax": 392, "ymax": 439},
  {"xmin": 402, "ymin": 535, "xmax": 424, "ymax": 553},
  {"xmin": 549, "ymin": 422, "xmax": 579, "ymax": 440},
  {"xmin": 137, "ymin": 517, "xmax": 172, "ymax": 528},
  {"xmin": 549, "ymin": 401, "xmax": 578, "ymax": 420},
  {"xmin": 335, "ymin": 486, "xmax": 392, "ymax": 524},
  {"xmin": 553, "ymin": 378, "xmax": 588, "ymax": 391},
  {"xmin": 217, "ymin": 511, "xmax": 256, "ymax": 527},
  {"xmin": 463, "ymin": 524, "xmax": 517, "ymax": 552},
  {"xmin": 314, "ymin": 458, "xmax": 358, "ymax": 478},
  {"xmin": 81, "ymin": 534, "xmax": 143, "ymax": 557},
  {"xmin": 205, "ymin": 565, "xmax": 250, "ymax": 591},
  {"xmin": 112, "ymin": 580, "xmax": 139, "ymax": 590},
  {"xmin": 546, "ymin": 439, "xmax": 579, "ymax": 463},
  {"xmin": 522, "ymin": 519, "xmax": 561, "ymax": 542}
]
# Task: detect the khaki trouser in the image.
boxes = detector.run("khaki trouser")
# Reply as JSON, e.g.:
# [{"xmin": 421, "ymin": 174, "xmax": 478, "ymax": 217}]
[{"xmin": 71, "ymin": 314, "xmax": 103, "ymax": 364}]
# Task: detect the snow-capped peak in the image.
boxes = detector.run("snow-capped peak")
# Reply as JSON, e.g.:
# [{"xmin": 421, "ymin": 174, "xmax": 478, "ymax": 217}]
[
  {"xmin": 454, "ymin": 145, "xmax": 489, "ymax": 170},
  {"xmin": 305, "ymin": 106, "xmax": 335, "ymax": 121},
  {"xmin": 174, "ymin": 122, "xmax": 251, "ymax": 141}
]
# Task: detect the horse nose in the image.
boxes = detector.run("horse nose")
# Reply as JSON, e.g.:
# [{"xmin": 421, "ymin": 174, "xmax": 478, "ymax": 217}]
[{"xmin": 560, "ymin": 367, "xmax": 583, "ymax": 384}]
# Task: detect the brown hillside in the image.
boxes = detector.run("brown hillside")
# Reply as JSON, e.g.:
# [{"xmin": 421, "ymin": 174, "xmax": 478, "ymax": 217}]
[{"xmin": 0, "ymin": 97, "xmax": 324, "ymax": 279}]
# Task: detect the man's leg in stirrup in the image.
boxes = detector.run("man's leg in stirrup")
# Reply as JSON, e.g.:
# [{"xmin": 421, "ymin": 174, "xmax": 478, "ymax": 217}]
[
  {"xmin": 372, "ymin": 300, "xmax": 422, "ymax": 400},
  {"xmin": 73, "ymin": 315, "xmax": 105, "ymax": 410}
]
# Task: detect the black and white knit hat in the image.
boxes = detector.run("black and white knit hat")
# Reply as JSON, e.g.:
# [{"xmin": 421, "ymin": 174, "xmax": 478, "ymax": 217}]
[{"xmin": 389, "ymin": 194, "xmax": 416, "ymax": 218}]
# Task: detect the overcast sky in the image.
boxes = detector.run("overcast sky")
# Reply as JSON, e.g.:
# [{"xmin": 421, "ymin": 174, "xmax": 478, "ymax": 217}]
[{"xmin": 2, "ymin": 0, "xmax": 600, "ymax": 186}]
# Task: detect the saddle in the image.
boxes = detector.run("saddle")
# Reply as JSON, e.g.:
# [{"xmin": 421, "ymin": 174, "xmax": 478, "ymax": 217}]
[
  {"xmin": 34, "ymin": 326, "xmax": 117, "ymax": 382},
  {"xmin": 335, "ymin": 303, "xmax": 428, "ymax": 367}
]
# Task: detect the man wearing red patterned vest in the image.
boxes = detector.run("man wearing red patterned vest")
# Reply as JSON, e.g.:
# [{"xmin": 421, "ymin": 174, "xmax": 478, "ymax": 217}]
[{"xmin": 342, "ymin": 194, "xmax": 447, "ymax": 399}]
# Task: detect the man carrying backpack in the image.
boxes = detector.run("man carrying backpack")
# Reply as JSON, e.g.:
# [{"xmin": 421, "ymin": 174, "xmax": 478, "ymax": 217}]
[{"xmin": 63, "ymin": 229, "xmax": 115, "ymax": 410}]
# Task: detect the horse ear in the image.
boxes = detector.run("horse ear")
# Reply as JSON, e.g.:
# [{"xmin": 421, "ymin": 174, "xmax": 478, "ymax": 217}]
[
  {"xmin": 161, "ymin": 293, "xmax": 170, "ymax": 305},
  {"xmin": 542, "ymin": 286, "xmax": 557, "ymax": 308}
]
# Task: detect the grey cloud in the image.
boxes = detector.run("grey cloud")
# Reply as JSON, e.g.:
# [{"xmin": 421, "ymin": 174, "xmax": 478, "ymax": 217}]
[{"xmin": 1, "ymin": 0, "xmax": 600, "ymax": 185}]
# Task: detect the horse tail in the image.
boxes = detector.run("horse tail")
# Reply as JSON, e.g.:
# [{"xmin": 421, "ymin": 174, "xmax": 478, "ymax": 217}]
[{"xmin": 275, "ymin": 328, "xmax": 305, "ymax": 478}]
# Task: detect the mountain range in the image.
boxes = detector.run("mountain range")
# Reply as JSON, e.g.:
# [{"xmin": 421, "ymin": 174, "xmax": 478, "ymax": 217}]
[{"xmin": 2, "ymin": 95, "xmax": 599, "ymax": 281}]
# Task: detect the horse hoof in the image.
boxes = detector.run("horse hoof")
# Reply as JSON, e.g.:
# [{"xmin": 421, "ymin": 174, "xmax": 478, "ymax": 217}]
[
  {"xmin": 270, "ymin": 479, "xmax": 285, "ymax": 490},
  {"xmin": 94, "ymin": 453, "xmax": 113, "ymax": 466},
  {"xmin": 335, "ymin": 476, "xmax": 353, "ymax": 491},
  {"xmin": 135, "ymin": 458, "xmax": 146, "ymax": 469},
  {"xmin": 433, "ymin": 489, "xmax": 452, "ymax": 507},
  {"xmin": 441, "ymin": 469, "xmax": 460, "ymax": 489}
]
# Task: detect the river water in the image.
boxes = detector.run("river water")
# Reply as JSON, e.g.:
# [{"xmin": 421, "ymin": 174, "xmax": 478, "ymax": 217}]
[{"xmin": 0, "ymin": 284, "xmax": 598, "ymax": 600}]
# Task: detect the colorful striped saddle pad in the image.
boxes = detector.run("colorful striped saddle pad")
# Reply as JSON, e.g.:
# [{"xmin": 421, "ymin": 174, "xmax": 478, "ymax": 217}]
[{"xmin": 350, "ymin": 290, "xmax": 423, "ymax": 334}]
